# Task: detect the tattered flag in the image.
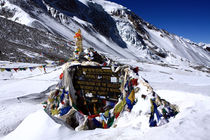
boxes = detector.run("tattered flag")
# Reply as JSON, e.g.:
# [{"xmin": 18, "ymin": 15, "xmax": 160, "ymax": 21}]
[
  {"xmin": 5, "ymin": 68, "xmax": 11, "ymax": 72},
  {"xmin": 0, "ymin": 68, "xmax": 5, "ymax": 72},
  {"xmin": 29, "ymin": 67, "xmax": 36, "ymax": 71},
  {"xmin": 13, "ymin": 68, "xmax": 19, "ymax": 72}
]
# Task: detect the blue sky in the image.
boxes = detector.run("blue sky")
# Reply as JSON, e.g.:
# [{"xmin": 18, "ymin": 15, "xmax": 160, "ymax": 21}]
[{"xmin": 109, "ymin": 0, "xmax": 210, "ymax": 44}]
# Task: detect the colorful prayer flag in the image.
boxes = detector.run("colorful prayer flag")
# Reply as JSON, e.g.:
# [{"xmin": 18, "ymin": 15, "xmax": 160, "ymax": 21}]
[
  {"xmin": 0, "ymin": 68, "xmax": 5, "ymax": 72},
  {"xmin": 5, "ymin": 68, "xmax": 11, "ymax": 72},
  {"xmin": 13, "ymin": 68, "xmax": 19, "ymax": 72}
]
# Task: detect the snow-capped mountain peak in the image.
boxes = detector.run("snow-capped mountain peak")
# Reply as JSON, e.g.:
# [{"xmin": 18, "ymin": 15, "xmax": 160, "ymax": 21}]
[{"xmin": 0, "ymin": 0, "xmax": 209, "ymax": 67}]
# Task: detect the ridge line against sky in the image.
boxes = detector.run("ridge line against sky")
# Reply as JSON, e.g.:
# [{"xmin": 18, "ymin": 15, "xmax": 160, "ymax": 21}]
[{"xmin": 109, "ymin": 0, "xmax": 210, "ymax": 44}]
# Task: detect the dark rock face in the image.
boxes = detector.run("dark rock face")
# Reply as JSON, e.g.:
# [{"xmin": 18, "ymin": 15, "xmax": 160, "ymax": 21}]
[
  {"xmin": 205, "ymin": 47, "xmax": 210, "ymax": 52},
  {"xmin": 86, "ymin": 2, "xmax": 127, "ymax": 48},
  {"xmin": 0, "ymin": 7, "xmax": 15, "ymax": 18},
  {"xmin": 127, "ymin": 12, "xmax": 147, "ymax": 35},
  {"xmin": 44, "ymin": 0, "xmax": 77, "ymax": 12},
  {"xmin": 111, "ymin": 9, "xmax": 147, "ymax": 35},
  {"xmin": 0, "ymin": 17, "xmax": 73, "ymax": 63},
  {"xmin": 35, "ymin": 0, "xmax": 127, "ymax": 48}
]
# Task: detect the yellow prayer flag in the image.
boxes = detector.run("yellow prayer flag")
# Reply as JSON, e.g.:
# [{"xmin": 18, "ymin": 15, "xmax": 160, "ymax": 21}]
[
  {"xmin": 114, "ymin": 98, "xmax": 126, "ymax": 115},
  {"xmin": 51, "ymin": 109, "xmax": 59, "ymax": 115},
  {"xmin": 128, "ymin": 90, "xmax": 135, "ymax": 104},
  {"xmin": 0, "ymin": 68, "xmax": 5, "ymax": 72}
]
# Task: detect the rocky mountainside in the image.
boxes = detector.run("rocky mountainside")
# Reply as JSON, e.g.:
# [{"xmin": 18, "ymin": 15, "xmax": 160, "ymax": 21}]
[
  {"xmin": 0, "ymin": 0, "xmax": 209, "ymax": 67},
  {"xmin": 0, "ymin": 17, "xmax": 74, "ymax": 63}
]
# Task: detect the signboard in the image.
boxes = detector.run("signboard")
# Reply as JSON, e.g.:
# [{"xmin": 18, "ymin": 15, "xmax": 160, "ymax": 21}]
[
  {"xmin": 72, "ymin": 65, "xmax": 122, "ymax": 115},
  {"xmin": 73, "ymin": 65, "xmax": 121, "ymax": 100}
]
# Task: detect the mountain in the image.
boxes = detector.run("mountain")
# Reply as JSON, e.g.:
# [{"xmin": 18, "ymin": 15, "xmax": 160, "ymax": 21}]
[
  {"xmin": 198, "ymin": 42, "xmax": 210, "ymax": 52},
  {"xmin": 0, "ymin": 16, "xmax": 74, "ymax": 63},
  {"xmin": 0, "ymin": 0, "xmax": 209, "ymax": 67}
]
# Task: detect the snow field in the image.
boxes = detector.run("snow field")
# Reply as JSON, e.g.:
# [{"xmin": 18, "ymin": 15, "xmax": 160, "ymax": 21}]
[
  {"xmin": 0, "ymin": 60, "xmax": 209, "ymax": 139},
  {"xmin": 3, "ymin": 89, "xmax": 210, "ymax": 140}
]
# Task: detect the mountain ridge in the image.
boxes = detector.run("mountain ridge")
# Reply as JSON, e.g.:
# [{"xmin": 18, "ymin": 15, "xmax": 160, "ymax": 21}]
[{"xmin": 0, "ymin": 0, "xmax": 209, "ymax": 67}]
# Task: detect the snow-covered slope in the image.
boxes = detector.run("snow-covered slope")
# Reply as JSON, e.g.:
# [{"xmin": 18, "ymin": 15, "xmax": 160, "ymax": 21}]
[
  {"xmin": 0, "ymin": 61, "xmax": 62, "ymax": 136},
  {"xmin": 4, "ymin": 91, "xmax": 210, "ymax": 140},
  {"xmin": 199, "ymin": 42, "xmax": 210, "ymax": 52},
  {"xmin": 0, "ymin": 0, "xmax": 36, "ymax": 26},
  {"xmin": 1, "ymin": 60, "xmax": 210, "ymax": 140},
  {"xmin": 1, "ymin": 0, "xmax": 209, "ymax": 67}
]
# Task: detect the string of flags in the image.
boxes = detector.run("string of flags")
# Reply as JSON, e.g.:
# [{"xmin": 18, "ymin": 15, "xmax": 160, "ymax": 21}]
[
  {"xmin": 0, "ymin": 61, "xmax": 60, "ymax": 73},
  {"xmin": 0, "ymin": 65, "xmax": 47, "ymax": 73}
]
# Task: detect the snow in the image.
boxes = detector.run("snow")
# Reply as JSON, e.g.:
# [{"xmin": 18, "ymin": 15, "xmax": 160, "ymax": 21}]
[
  {"xmin": 135, "ymin": 62, "xmax": 210, "ymax": 96},
  {"xmin": 2, "ymin": 109, "xmax": 73, "ymax": 140},
  {"xmin": 2, "ymin": 86, "xmax": 210, "ymax": 140},
  {"xmin": 90, "ymin": 0, "xmax": 126, "ymax": 13},
  {"xmin": 78, "ymin": 0, "xmax": 126, "ymax": 14},
  {"xmin": 0, "ymin": 1, "xmax": 36, "ymax": 26},
  {"xmin": 145, "ymin": 28, "xmax": 210, "ymax": 66},
  {"xmin": 17, "ymin": 49, "xmax": 43, "ymax": 58},
  {"xmin": 72, "ymin": 16, "xmax": 91, "ymax": 26},
  {"xmin": 0, "ymin": 68, "xmax": 61, "ymax": 99},
  {"xmin": 1, "ymin": 60, "xmax": 210, "ymax": 140},
  {"xmin": 0, "ymin": 62, "xmax": 62, "ymax": 136}
]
